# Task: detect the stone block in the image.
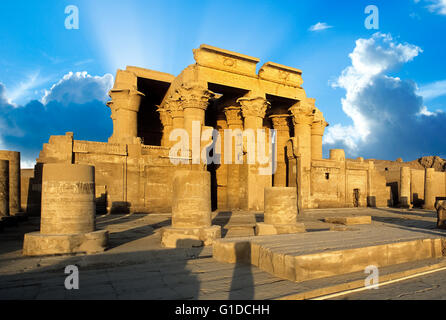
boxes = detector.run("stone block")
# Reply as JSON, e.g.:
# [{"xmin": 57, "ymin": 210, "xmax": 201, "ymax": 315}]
[
  {"xmin": 323, "ymin": 216, "xmax": 371, "ymax": 225},
  {"xmin": 255, "ymin": 222, "xmax": 305, "ymax": 235},
  {"xmin": 23, "ymin": 230, "xmax": 108, "ymax": 256},
  {"xmin": 161, "ymin": 225, "xmax": 221, "ymax": 248}
]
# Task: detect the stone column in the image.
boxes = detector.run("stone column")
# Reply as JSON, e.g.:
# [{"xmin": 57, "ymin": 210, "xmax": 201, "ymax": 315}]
[
  {"xmin": 161, "ymin": 170, "xmax": 221, "ymax": 248},
  {"xmin": 216, "ymin": 112, "xmax": 228, "ymax": 210},
  {"xmin": 311, "ymin": 108, "xmax": 328, "ymax": 160},
  {"xmin": 157, "ymin": 105, "xmax": 173, "ymax": 147},
  {"xmin": 178, "ymin": 82, "xmax": 214, "ymax": 165},
  {"xmin": 0, "ymin": 160, "xmax": 9, "ymax": 217},
  {"xmin": 289, "ymin": 98, "xmax": 315, "ymax": 208},
  {"xmin": 256, "ymin": 187, "xmax": 305, "ymax": 235},
  {"xmin": 0, "ymin": 151, "xmax": 21, "ymax": 215},
  {"xmin": 106, "ymin": 100, "xmax": 116, "ymax": 142},
  {"xmin": 224, "ymin": 105, "xmax": 244, "ymax": 210},
  {"xmin": 424, "ymin": 168, "xmax": 436, "ymax": 210},
  {"xmin": 108, "ymin": 88, "xmax": 144, "ymax": 145},
  {"xmin": 399, "ymin": 166, "xmax": 411, "ymax": 208},
  {"xmin": 23, "ymin": 164, "xmax": 108, "ymax": 256},
  {"xmin": 238, "ymin": 93, "xmax": 271, "ymax": 211},
  {"xmin": 270, "ymin": 115, "xmax": 290, "ymax": 187}
]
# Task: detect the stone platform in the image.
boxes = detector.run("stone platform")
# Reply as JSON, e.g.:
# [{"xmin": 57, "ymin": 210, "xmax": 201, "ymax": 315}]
[{"xmin": 213, "ymin": 224, "xmax": 445, "ymax": 283}]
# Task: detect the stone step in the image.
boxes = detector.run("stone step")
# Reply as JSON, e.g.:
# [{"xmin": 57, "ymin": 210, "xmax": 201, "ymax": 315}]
[{"xmin": 213, "ymin": 225, "xmax": 445, "ymax": 283}]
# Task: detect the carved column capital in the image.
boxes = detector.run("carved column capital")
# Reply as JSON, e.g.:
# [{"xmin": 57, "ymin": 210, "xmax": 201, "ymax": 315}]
[
  {"xmin": 238, "ymin": 95, "xmax": 270, "ymax": 119},
  {"xmin": 177, "ymin": 81, "xmax": 215, "ymax": 111},
  {"xmin": 289, "ymin": 99, "xmax": 314, "ymax": 126},
  {"xmin": 106, "ymin": 100, "xmax": 116, "ymax": 120},
  {"xmin": 224, "ymin": 106, "xmax": 243, "ymax": 127},
  {"xmin": 156, "ymin": 105, "xmax": 173, "ymax": 127},
  {"xmin": 311, "ymin": 107, "xmax": 329, "ymax": 135},
  {"xmin": 269, "ymin": 114, "xmax": 290, "ymax": 131},
  {"xmin": 164, "ymin": 93, "xmax": 184, "ymax": 119},
  {"xmin": 108, "ymin": 88, "xmax": 144, "ymax": 112}
]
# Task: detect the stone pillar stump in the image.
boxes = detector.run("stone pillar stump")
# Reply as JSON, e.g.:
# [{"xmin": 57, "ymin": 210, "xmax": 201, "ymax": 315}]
[
  {"xmin": 0, "ymin": 150, "xmax": 21, "ymax": 215},
  {"xmin": 0, "ymin": 160, "xmax": 9, "ymax": 217},
  {"xmin": 161, "ymin": 170, "xmax": 221, "ymax": 248},
  {"xmin": 255, "ymin": 187, "xmax": 305, "ymax": 235},
  {"xmin": 23, "ymin": 164, "xmax": 108, "ymax": 256}
]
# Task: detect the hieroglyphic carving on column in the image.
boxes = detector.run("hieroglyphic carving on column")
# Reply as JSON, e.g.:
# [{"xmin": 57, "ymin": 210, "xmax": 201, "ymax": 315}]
[{"xmin": 177, "ymin": 81, "xmax": 215, "ymax": 110}]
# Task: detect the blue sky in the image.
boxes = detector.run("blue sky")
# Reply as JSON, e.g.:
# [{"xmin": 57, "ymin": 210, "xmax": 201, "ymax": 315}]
[{"xmin": 0, "ymin": 0, "xmax": 445, "ymax": 166}]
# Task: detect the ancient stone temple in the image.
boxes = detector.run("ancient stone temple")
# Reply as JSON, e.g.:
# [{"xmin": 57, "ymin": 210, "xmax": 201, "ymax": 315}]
[{"xmin": 30, "ymin": 44, "xmax": 396, "ymax": 214}]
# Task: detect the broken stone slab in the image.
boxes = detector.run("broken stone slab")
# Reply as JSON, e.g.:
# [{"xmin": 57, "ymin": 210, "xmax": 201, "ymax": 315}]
[
  {"xmin": 255, "ymin": 222, "xmax": 306, "ymax": 236},
  {"xmin": 323, "ymin": 216, "xmax": 371, "ymax": 225},
  {"xmin": 160, "ymin": 225, "xmax": 221, "ymax": 248}
]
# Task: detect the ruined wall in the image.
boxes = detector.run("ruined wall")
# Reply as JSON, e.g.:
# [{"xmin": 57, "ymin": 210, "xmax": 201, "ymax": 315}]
[
  {"xmin": 431, "ymin": 171, "xmax": 446, "ymax": 201},
  {"xmin": 20, "ymin": 169, "xmax": 34, "ymax": 213},
  {"xmin": 410, "ymin": 169, "xmax": 425, "ymax": 206},
  {"xmin": 310, "ymin": 159, "xmax": 343, "ymax": 208},
  {"xmin": 31, "ymin": 133, "xmax": 184, "ymax": 214}
]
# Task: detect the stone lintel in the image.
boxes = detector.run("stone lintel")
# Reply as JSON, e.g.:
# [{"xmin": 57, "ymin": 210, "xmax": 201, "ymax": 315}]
[
  {"xmin": 193, "ymin": 44, "xmax": 260, "ymax": 77},
  {"xmin": 125, "ymin": 66, "xmax": 175, "ymax": 83},
  {"xmin": 259, "ymin": 61, "xmax": 303, "ymax": 87}
]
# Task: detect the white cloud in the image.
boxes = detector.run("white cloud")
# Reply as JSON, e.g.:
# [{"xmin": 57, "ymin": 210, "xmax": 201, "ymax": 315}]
[
  {"xmin": 6, "ymin": 71, "xmax": 50, "ymax": 106},
  {"xmin": 426, "ymin": 0, "xmax": 446, "ymax": 14},
  {"xmin": 0, "ymin": 72, "xmax": 114, "ymax": 165},
  {"xmin": 41, "ymin": 71, "xmax": 114, "ymax": 105},
  {"xmin": 418, "ymin": 80, "xmax": 446, "ymax": 100},
  {"xmin": 324, "ymin": 32, "xmax": 446, "ymax": 160},
  {"xmin": 309, "ymin": 22, "xmax": 333, "ymax": 32}
]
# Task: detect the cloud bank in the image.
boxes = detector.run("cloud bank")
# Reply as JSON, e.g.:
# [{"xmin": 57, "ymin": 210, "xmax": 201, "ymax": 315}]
[
  {"xmin": 0, "ymin": 72, "xmax": 114, "ymax": 167},
  {"xmin": 324, "ymin": 32, "xmax": 446, "ymax": 160}
]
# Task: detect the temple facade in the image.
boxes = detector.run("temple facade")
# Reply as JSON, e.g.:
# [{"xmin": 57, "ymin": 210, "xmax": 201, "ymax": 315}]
[{"xmin": 30, "ymin": 44, "xmax": 394, "ymax": 214}]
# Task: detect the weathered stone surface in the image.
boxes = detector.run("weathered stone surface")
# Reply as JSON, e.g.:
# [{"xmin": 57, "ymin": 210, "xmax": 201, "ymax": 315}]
[
  {"xmin": 256, "ymin": 187, "xmax": 304, "ymax": 235},
  {"xmin": 23, "ymin": 163, "xmax": 108, "ymax": 256},
  {"xmin": 0, "ymin": 151, "xmax": 20, "ymax": 215},
  {"xmin": 161, "ymin": 169, "xmax": 221, "ymax": 248},
  {"xmin": 255, "ymin": 222, "xmax": 305, "ymax": 235},
  {"xmin": 436, "ymin": 200, "xmax": 446, "ymax": 229},
  {"xmin": 22, "ymin": 230, "xmax": 108, "ymax": 256},
  {"xmin": 161, "ymin": 225, "xmax": 221, "ymax": 248},
  {"xmin": 40, "ymin": 163, "xmax": 96, "ymax": 234},
  {"xmin": 323, "ymin": 216, "xmax": 371, "ymax": 225},
  {"xmin": 213, "ymin": 226, "xmax": 443, "ymax": 283},
  {"xmin": 0, "ymin": 160, "xmax": 9, "ymax": 217}
]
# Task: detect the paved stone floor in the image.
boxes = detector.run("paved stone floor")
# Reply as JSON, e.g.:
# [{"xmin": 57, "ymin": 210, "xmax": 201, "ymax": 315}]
[{"xmin": 0, "ymin": 207, "xmax": 444, "ymax": 299}]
